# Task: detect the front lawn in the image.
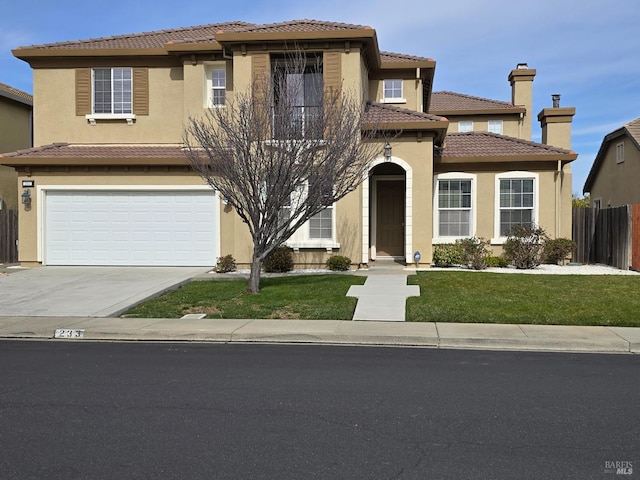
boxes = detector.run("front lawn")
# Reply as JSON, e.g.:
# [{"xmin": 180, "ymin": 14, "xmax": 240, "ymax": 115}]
[
  {"xmin": 407, "ymin": 271, "xmax": 640, "ymax": 326},
  {"xmin": 123, "ymin": 274, "xmax": 365, "ymax": 320}
]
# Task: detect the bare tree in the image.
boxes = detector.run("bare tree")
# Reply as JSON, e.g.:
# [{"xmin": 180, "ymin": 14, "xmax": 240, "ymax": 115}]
[{"xmin": 184, "ymin": 52, "xmax": 382, "ymax": 293}]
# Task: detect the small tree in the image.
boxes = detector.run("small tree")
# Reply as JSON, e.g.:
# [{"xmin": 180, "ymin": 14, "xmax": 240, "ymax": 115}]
[
  {"xmin": 184, "ymin": 51, "xmax": 382, "ymax": 293},
  {"xmin": 503, "ymin": 224, "xmax": 548, "ymax": 269}
]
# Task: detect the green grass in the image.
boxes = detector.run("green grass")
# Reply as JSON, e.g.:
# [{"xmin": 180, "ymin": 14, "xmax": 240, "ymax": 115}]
[
  {"xmin": 407, "ymin": 271, "xmax": 640, "ymax": 326},
  {"xmin": 124, "ymin": 274, "xmax": 365, "ymax": 320}
]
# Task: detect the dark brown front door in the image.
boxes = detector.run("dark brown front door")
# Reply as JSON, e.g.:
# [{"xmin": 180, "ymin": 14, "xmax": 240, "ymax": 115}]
[{"xmin": 376, "ymin": 180, "xmax": 405, "ymax": 257}]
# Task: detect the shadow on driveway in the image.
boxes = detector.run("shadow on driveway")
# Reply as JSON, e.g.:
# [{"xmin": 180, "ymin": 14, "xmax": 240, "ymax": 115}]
[{"xmin": 0, "ymin": 267, "xmax": 210, "ymax": 317}]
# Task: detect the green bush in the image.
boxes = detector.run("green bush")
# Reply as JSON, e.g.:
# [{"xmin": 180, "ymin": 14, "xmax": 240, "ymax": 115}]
[
  {"xmin": 486, "ymin": 256, "xmax": 509, "ymax": 268},
  {"xmin": 503, "ymin": 224, "xmax": 548, "ymax": 269},
  {"xmin": 432, "ymin": 243, "xmax": 464, "ymax": 267},
  {"xmin": 214, "ymin": 254, "xmax": 237, "ymax": 273},
  {"xmin": 263, "ymin": 245, "xmax": 294, "ymax": 273},
  {"xmin": 543, "ymin": 238, "xmax": 576, "ymax": 264},
  {"xmin": 326, "ymin": 255, "xmax": 352, "ymax": 271},
  {"xmin": 456, "ymin": 237, "xmax": 491, "ymax": 270}
]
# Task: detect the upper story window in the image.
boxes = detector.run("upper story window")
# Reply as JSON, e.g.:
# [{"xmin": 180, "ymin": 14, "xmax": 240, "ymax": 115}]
[
  {"xmin": 382, "ymin": 79, "xmax": 404, "ymax": 103},
  {"xmin": 458, "ymin": 121, "xmax": 473, "ymax": 133},
  {"xmin": 205, "ymin": 63, "xmax": 226, "ymax": 107},
  {"xmin": 93, "ymin": 68, "xmax": 132, "ymax": 114},
  {"xmin": 272, "ymin": 54, "xmax": 323, "ymax": 140},
  {"xmin": 495, "ymin": 172, "xmax": 538, "ymax": 240},
  {"xmin": 488, "ymin": 120, "xmax": 503, "ymax": 134},
  {"xmin": 616, "ymin": 142, "xmax": 624, "ymax": 163}
]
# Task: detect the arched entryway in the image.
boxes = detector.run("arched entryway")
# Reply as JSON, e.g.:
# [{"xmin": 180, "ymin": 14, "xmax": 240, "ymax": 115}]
[{"xmin": 362, "ymin": 158, "xmax": 412, "ymax": 265}]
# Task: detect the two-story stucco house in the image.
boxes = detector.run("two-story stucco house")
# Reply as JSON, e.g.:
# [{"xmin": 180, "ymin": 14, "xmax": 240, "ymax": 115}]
[
  {"xmin": 1, "ymin": 20, "xmax": 577, "ymax": 268},
  {"xmin": 583, "ymin": 117, "xmax": 640, "ymax": 208}
]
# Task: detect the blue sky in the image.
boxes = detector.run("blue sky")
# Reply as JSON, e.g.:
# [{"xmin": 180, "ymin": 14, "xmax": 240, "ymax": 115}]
[{"xmin": 2, "ymin": 0, "xmax": 639, "ymax": 194}]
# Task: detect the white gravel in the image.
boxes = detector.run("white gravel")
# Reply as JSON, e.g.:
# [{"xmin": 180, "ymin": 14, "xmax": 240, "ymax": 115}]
[{"xmin": 429, "ymin": 263, "xmax": 640, "ymax": 275}]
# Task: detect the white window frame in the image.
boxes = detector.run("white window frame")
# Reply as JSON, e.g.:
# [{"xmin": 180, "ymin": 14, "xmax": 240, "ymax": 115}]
[
  {"xmin": 492, "ymin": 171, "xmax": 539, "ymax": 244},
  {"xmin": 285, "ymin": 182, "xmax": 339, "ymax": 252},
  {"xmin": 592, "ymin": 198, "xmax": 602, "ymax": 209},
  {"xmin": 616, "ymin": 142, "xmax": 624, "ymax": 164},
  {"xmin": 458, "ymin": 120, "xmax": 473, "ymax": 133},
  {"xmin": 86, "ymin": 67, "xmax": 135, "ymax": 125},
  {"xmin": 433, "ymin": 172, "xmax": 477, "ymax": 243},
  {"xmin": 205, "ymin": 62, "xmax": 227, "ymax": 108},
  {"xmin": 381, "ymin": 79, "xmax": 405, "ymax": 103},
  {"xmin": 488, "ymin": 120, "xmax": 503, "ymax": 134}
]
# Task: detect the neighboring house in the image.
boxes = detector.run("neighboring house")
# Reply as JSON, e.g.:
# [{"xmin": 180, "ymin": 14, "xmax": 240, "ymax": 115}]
[
  {"xmin": 0, "ymin": 19, "xmax": 577, "ymax": 268},
  {"xmin": 583, "ymin": 117, "xmax": 640, "ymax": 208},
  {"xmin": 0, "ymin": 82, "xmax": 32, "ymax": 211}
]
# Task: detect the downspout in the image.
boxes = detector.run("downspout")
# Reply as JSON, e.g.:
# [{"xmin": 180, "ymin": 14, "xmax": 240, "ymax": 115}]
[
  {"xmin": 556, "ymin": 159, "xmax": 562, "ymax": 237},
  {"xmin": 518, "ymin": 112, "xmax": 523, "ymax": 139}
]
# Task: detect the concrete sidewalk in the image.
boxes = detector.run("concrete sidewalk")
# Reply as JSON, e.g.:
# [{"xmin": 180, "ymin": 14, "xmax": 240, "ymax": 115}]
[{"xmin": 1, "ymin": 316, "xmax": 638, "ymax": 354}]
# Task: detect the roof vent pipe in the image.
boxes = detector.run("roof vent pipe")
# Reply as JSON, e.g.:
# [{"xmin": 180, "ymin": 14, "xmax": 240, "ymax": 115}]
[{"xmin": 552, "ymin": 94, "xmax": 561, "ymax": 108}]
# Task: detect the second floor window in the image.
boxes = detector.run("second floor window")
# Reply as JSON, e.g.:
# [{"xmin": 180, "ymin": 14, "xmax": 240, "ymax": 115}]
[
  {"xmin": 616, "ymin": 142, "xmax": 624, "ymax": 164},
  {"xmin": 93, "ymin": 67, "xmax": 132, "ymax": 114},
  {"xmin": 488, "ymin": 120, "xmax": 503, "ymax": 134},
  {"xmin": 208, "ymin": 65, "xmax": 226, "ymax": 107},
  {"xmin": 383, "ymin": 79, "xmax": 403, "ymax": 102},
  {"xmin": 272, "ymin": 55, "xmax": 323, "ymax": 139},
  {"xmin": 458, "ymin": 121, "xmax": 473, "ymax": 133}
]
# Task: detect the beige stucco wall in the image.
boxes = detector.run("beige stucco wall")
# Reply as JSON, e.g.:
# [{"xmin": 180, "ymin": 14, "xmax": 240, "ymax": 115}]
[
  {"xmin": 589, "ymin": 138, "xmax": 640, "ymax": 207},
  {"xmin": 369, "ymin": 78, "xmax": 420, "ymax": 112},
  {"xmin": 0, "ymin": 96, "xmax": 31, "ymax": 210},
  {"xmin": 33, "ymin": 67, "xmax": 185, "ymax": 146},
  {"xmin": 446, "ymin": 115, "xmax": 522, "ymax": 138}
]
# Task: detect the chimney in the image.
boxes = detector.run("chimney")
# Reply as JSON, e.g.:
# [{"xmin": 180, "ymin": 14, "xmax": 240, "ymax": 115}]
[
  {"xmin": 537, "ymin": 94, "xmax": 576, "ymax": 150},
  {"xmin": 508, "ymin": 63, "xmax": 536, "ymax": 140}
]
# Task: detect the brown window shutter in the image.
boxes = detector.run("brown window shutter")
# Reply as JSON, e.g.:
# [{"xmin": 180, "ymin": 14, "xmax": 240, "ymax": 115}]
[
  {"xmin": 251, "ymin": 53, "xmax": 270, "ymax": 82},
  {"xmin": 323, "ymin": 52, "xmax": 341, "ymax": 94},
  {"xmin": 133, "ymin": 67, "xmax": 149, "ymax": 116},
  {"xmin": 75, "ymin": 68, "xmax": 91, "ymax": 116}
]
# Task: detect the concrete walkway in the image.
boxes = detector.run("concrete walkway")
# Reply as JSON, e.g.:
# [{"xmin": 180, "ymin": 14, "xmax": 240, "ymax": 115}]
[
  {"xmin": 0, "ymin": 316, "xmax": 639, "ymax": 353},
  {"xmin": 347, "ymin": 275, "xmax": 419, "ymax": 321}
]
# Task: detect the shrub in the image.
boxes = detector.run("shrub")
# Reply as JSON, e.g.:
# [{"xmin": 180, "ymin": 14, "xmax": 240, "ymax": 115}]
[
  {"xmin": 486, "ymin": 256, "xmax": 509, "ymax": 268},
  {"xmin": 503, "ymin": 224, "xmax": 548, "ymax": 269},
  {"xmin": 263, "ymin": 245, "xmax": 294, "ymax": 273},
  {"xmin": 326, "ymin": 255, "xmax": 351, "ymax": 271},
  {"xmin": 214, "ymin": 254, "xmax": 237, "ymax": 273},
  {"xmin": 456, "ymin": 237, "xmax": 491, "ymax": 270},
  {"xmin": 543, "ymin": 238, "xmax": 576, "ymax": 265},
  {"xmin": 432, "ymin": 243, "xmax": 464, "ymax": 267}
]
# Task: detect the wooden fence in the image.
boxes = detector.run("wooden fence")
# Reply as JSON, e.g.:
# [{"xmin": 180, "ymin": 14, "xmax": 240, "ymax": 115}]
[
  {"xmin": 0, "ymin": 208, "xmax": 18, "ymax": 264},
  {"xmin": 572, "ymin": 205, "xmax": 640, "ymax": 270}
]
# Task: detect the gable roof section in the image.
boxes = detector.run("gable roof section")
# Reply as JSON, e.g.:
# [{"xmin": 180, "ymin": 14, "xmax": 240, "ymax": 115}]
[
  {"xmin": 0, "ymin": 143, "xmax": 189, "ymax": 166},
  {"xmin": 364, "ymin": 102, "xmax": 448, "ymax": 144},
  {"xmin": 0, "ymin": 82, "xmax": 33, "ymax": 106},
  {"xmin": 437, "ymin": 132, "xmax": 577, "ymax": 164},
  {"xmin": 429, "ymin": 91, "xmax": 524, "ymax": 115},
  {"xmin": 583, "ymin": 117, "xmax": 640, "ymax": 193},
  {"xmin": 13, "ymin": 21, "xmax": 253, "ymax": 57}
]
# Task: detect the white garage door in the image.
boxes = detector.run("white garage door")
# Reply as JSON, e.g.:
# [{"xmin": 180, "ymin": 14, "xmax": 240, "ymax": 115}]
[{"xmin": 45, "ymin": 190, "xmax": 218, "ymax": 266}]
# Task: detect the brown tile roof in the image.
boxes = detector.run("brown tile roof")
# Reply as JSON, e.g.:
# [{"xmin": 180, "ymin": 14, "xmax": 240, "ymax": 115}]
[
  {"xmin": 380, "ymin": 51, "xmax": 434, "ymax": 63},
  {"xmin": 232, "ymin": 19, "xmax": 371, "ymax": 33},
  {"xmin": 625, "ymin": 117, "xmax": 640, "ymax": 144},
  {"xmin": 438, "ymin": 132, "xmax": 576, "ymax": 159},
  {"xmin": 0, "ymin": 143, "xmax": 189, "ymax": 166},
  {"xmin": 365, "ymin": 102, "xmax": 445, "ymax": 124},
  {"xmin": 429, "ymin": 91, "xmax": 524, "ymax": 114},
  {"xmin": 0, "ymin": 82, "xmax": 33, "ymax": 105},
  {"xmin": 14, "ymin": 22, "xmax": 252, "ymax": 51}
]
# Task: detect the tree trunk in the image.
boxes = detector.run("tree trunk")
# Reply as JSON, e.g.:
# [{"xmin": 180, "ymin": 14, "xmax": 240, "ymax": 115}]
[{"xmin": 247, "ymin": 255, "xmax": 262, "ymax": 294}]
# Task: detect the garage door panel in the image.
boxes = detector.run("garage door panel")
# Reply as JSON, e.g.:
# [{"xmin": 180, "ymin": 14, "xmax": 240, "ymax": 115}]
[{"xmin": 45, "ymin": 191, "xmax": 218, "ymax": 266}]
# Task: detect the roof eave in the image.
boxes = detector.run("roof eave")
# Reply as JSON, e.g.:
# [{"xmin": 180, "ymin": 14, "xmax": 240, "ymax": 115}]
[
  {"xmin": 0, "ymin": 90, "xmax": 33, "ymax": 107},
  {"xmin": 429, "ymin": 107, "xmax": 525, "ymax": 116},
  {"xmin": 0, "ymin": 157, "xmax": 190, "ymax": 167},
  {"xmin": 438, "ymin": 153, "xmax": 578, "ymax": 164},
  {"xmin": 13, "ymin": 47, "xmax": 170, "ymax": 60}
]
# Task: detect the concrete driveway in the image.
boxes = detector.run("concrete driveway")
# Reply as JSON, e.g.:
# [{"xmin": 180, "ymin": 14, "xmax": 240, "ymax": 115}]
[{"xmin": 0, "ymin": 267, "xmax": 210, "ymax": 317}]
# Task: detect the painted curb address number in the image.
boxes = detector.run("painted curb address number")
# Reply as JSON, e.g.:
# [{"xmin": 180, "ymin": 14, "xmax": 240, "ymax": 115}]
[{"xmin": 54, "ymin": 329, "xmax": 85, "ymax": 339}]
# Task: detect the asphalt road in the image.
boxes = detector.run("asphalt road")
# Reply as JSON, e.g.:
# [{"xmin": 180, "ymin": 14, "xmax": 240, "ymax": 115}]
[{"xmin": 1, "ymin": 341, "xmax": 638, "ymax": 479}]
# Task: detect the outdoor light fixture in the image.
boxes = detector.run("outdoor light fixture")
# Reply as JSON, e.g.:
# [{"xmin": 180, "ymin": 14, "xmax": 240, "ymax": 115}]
[
  {"xmin": 21, "ymin": 189, "xmax": 31, "ymax": 207},
  {"xmin": 384, "ymin": 142, "xmax": 392, "ymax": 161}
]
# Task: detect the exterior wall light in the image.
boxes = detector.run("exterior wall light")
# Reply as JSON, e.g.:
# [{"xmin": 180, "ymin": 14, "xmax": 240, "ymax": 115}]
[
  {"xmin": 21, "ymin": 189, "xmax": 32, "ymax": 207},
  {"xmin": 384, "ymin": 142, "xmax": 392, "ymax": 161}
]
